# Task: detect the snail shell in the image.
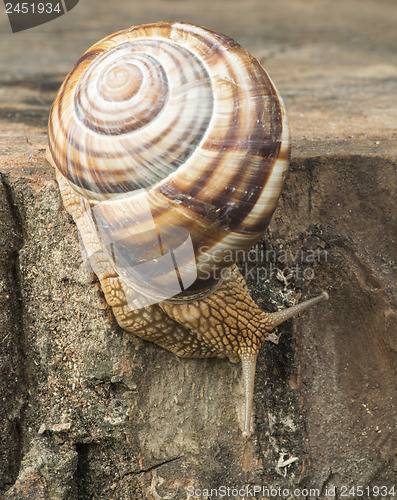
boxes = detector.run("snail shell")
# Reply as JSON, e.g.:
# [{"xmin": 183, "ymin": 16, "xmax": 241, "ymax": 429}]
[
  {"xmin": 47, "ymin": 21, "xmax": 290, "ymax": 306},
  {"xmin": 47, "ymin": 22, "xmax": 327, "ymax": 437}
]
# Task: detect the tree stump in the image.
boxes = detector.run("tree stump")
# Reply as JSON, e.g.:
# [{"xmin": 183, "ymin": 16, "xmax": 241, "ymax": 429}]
[{"xmin": 1, "ymin": 1, "xmax": 396, "ymax": 498}]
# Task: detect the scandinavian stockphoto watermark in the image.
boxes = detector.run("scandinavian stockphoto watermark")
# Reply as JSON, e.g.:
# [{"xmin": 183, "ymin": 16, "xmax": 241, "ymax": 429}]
[
  {"xmin": 4, "ymin": 0, "xmax": 78, "ymax": 32},
  {"xmin": 197, "ymin": 244, "xmax": 328, "ymax": 284}
]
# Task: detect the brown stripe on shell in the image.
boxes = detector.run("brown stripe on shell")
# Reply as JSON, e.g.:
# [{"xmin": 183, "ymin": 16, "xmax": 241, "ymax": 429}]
[
  {"xmin": 173, "ymin": 23, "xmax": 241, "ymax": 64},
  {"xmin": 48, "ymin": 48, "xmax": 104, "ymax": 178},
  {"xmin": 200, "ymin": 58, "xmax": 282, "ymax": 232},
  {"xmin": 128, "ymin": 21, "xmax": 174, "ymax": 41},
  {"xmin": 55, "ymin": 48, "xmax": 104, "ymax": 132},
  {"xmin": 180, "ymin": 30, "xmax": 244, "ymax": 199}
]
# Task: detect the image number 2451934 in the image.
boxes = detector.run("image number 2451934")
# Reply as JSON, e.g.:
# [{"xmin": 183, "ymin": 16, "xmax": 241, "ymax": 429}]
[{"xmin": 4, "ymin": 0, "xmax": 79, "ymax": 32}]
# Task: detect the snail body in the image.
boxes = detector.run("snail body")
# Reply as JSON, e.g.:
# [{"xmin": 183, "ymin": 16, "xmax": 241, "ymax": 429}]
[{"xmin": 46, "ymin": 22, "xmax": 328, "ymax": 437}]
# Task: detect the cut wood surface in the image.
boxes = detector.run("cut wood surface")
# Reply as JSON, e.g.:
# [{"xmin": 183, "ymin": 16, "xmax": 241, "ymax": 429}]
[{"xmin": 0, "ymin": 1, "xmax": 396, "ymax": 498}]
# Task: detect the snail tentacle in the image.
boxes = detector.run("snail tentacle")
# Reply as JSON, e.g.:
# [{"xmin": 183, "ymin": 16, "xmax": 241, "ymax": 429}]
[
  {"xmin": 267, "ymin": 291, "xmax": 329, "ymax": 328},
  {"xmin": 240, "ymin": 353, "xmax": 257, "ymax": 438}
]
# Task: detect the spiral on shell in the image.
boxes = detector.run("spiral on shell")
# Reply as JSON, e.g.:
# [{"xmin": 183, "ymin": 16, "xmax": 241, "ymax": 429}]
[{"xmin": 48, "ymin": 21, "xmax": 290, "ymax": 306}]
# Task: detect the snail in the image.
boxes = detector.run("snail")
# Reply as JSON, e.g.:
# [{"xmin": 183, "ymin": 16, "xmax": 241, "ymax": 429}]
[{"xmin": 46, "ymin": 21, "xmax": 328, "ymax": 438}]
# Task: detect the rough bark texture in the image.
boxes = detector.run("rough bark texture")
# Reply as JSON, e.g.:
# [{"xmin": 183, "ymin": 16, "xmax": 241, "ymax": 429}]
[{"xmin": 0, "ymin": 1, "xmax": 396, "ymax": 498}]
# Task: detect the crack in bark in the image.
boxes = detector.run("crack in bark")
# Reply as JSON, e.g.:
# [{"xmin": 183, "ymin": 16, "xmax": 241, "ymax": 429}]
[
  {"xmin": 125, "ymin": 456, "xmax": 183, "ymax": 477},
  {"xmin": 0, "ymin": 174, "xmax": 26, "ymax": 492}
]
